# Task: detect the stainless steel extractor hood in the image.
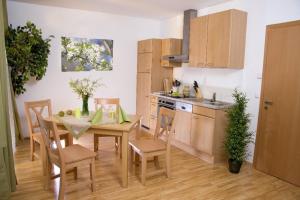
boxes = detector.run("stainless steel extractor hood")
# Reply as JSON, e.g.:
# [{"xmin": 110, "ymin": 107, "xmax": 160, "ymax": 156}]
[{"xmin": 162, "ymin": 9, "xmax": 198, "ymax": 63}]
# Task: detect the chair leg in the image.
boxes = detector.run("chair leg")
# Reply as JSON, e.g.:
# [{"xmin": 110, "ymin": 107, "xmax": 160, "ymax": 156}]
[
  {"xmin": 64, "ymin": 136, "xmax": 69, "ymax": 147},
  {"xmin": 154, "ymin": 156, "xmax": 160, "ymax": 169},
  {"xmin": 141, "ymin": 156, "xmax": 147, "ymax": 185},
  {"xmin": 73, "ymin": 167, "xmax": 78, "ymax": 180},
  {"xmin": 90, "ymin": 159, "xmax": 96, "ymax": 192},
  {"xmin": 119, "ymin": 137, "xmax": 122, "ymax": 158},
  {"xmin": 44, "ymin": 160, "xmax": 51, "ymax": 190},
  {"xmin": 58, "ymin": 168, "xmax": 66, "ymax": 200},
  {"xmin": 115, "ymin": 137, "xmax": 119, "ymax": 151},
  {"xmin": 129, "ymin": 146, "xmax": 133, "ymax": 169},
  {"xmin": 94, "ymin": 135, "xmax": 99, "ymax": 152},
  {"xmin": 135, "ymin": 152, "xmax": 140, "ymax": 166},
  {"xmin": 166, "ymin": 152, "xmax": 170, "ymax": 178},
  {"xmin": 30, "ymin": 137, "xmax": 35, "ymax": 161}
]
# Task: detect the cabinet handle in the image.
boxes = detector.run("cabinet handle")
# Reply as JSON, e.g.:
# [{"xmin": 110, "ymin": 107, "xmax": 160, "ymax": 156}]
[
  {"xmin": 197, "ymin": 62, "xmax": 204, "ymax": 66},
  {"xmin": 207, "ymin": 63, "xmax": 214, "ymax": 66},
  {"xmin": 193, "ymin": 116, "xmax": 199, "ymax": 119}
]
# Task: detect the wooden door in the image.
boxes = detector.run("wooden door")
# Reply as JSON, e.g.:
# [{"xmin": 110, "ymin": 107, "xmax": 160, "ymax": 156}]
[
  {"xmin": 137, "ymin": 53, "xmax": 152, "ymax": 73},
  {"xmin": 206, "ymin": 11, "xmax": 230, "ymax": 67},
  {"xmin": 136, "ymin": 73, "xmax": 151, "ymax": 127},
  {"xmin": 254, "ymin": 20, "xmax": 300, "ymax": 186},
  {"xmin": 189, "ymin": 16, "xmax": 208, "ymax": 67},
  {"xmin": 174, "ymin": 110, "xmax": 192, "ymax": 145},
  {"xmin": 191, "ymin": 114, "xmax": 215, "ymax": 155}
]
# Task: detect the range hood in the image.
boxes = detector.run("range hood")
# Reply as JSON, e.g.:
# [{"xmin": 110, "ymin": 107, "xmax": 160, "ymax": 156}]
[{"xmin": 162, "ymin": 9, "xmax": 198, "ymax": 63}]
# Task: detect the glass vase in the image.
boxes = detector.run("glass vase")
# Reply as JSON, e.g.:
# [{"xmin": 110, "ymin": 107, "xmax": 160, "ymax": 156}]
[{"xmin": 82, "ymin": 95, "xmax": 89, "ymax": 116}]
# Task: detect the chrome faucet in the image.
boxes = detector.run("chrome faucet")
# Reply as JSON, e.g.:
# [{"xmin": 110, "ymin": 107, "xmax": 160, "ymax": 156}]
[{"xmin": 211, "ymin": 92, "xmax": 216, "ymax": 102}]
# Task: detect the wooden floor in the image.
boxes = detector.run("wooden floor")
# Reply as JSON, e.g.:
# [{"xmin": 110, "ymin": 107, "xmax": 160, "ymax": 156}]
[{"xmin": 11, "ymin": 134, "xmax": 300, "ymax": 200}]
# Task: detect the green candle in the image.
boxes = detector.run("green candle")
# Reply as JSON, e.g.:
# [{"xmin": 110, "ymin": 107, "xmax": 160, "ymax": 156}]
[{"xmin": 74, "ymin": 108, "xmax": 81, "ymax": 118}]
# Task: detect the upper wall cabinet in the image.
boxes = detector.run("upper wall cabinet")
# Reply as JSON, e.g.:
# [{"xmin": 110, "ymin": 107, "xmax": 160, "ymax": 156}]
[
  {"xmin": 161, "ymin": 38, "xmax": 182, "ymax": 67},
  {"xmin": 138, "ymin": 39, "xmax": 157, "ymax": 53},
  {"xmin": 189, "ymin": 9, "xmax": 247, "ymax": 69}
]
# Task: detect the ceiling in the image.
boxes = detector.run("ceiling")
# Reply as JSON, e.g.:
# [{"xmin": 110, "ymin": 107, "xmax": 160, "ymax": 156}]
[{"xmin": 9, "ymin": 0, "xmax": 231, "ymax": 20}]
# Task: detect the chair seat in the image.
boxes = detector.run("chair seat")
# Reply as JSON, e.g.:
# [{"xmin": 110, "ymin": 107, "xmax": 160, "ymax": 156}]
[
  {"xmin": 129, "ymin": 139, "xmax": 166, "ymax": 153},
  {"xmin": 58, "ymin": 144, "xmax": 97, "ymax": 164}
]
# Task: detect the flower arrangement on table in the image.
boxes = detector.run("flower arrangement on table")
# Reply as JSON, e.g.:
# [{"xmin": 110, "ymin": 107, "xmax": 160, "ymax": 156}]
[{"xmin": 69, "ymin": 78, "xmax": 103, "ymax": 116}]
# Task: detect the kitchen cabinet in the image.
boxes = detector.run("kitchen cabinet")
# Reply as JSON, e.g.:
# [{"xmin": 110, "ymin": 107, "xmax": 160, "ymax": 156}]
[
  {"xmin": 137, "ymin": 53, "xmax": 152, "ymax": 73},
  {"xmin": 189, "ymin": 9, "xmax": 247, "ymax": 68},
  {"xmin": 161, "ymin": 38, "xmax": 182, "ymax": 67},
  {"xmin": 136, "ymin": 73, "xmax": 151, "ymax": 127},
  {"xmin": 191, "ymin": 114, "xmax": 214, "ymax": 155},
  {"xmin": 138, "ymin": 39, "xmax": 155, "ymax": 53},
  {"xmin": 189, "ymin": 16, "xmax": 208, "ymax": 67},
  {"xmin": 190, "ymin": 106, "xmax": 227, "ymax": 163},
  {"xmin": 174, "ymin": 110, "xmax": 192, "ymax": 145},
  {"xmin": 136, "ymin": 39, "xmax": 173, "ymax": 128}
]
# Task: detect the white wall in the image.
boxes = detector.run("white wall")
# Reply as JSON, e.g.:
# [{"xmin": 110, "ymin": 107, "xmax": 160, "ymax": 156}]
[
  {"xmin": 160, "ymin": 0, "xmax": 300, "ymax": 162},
  {"xmin": 7, "ymin": 1, "xmax": 161, "ymax": 137}
]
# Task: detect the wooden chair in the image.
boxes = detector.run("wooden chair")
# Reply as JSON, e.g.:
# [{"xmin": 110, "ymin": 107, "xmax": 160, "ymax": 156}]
[
  {"xmin": 24, "ymin": 99, "xmax": 71, "ymax": 161},
  {"xmin": 129, "ymin": 107, "xmax": 177, "ymax": 185},
  {"xmin": 37, "ymin": 114, "xmax": 97, "ymax": 200},
  {"xmin": 93, "ymin": 98, "xmax": 121, "ymax": 153}
]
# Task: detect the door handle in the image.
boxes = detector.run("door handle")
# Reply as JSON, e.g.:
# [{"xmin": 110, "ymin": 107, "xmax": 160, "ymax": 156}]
[
  {"xmin": 264, "ymin": 101, "xmax": 273, "ymax": 105},
  {"xmin": 264, "ymin": 100, "xmax": 273, "ymax": 110}
]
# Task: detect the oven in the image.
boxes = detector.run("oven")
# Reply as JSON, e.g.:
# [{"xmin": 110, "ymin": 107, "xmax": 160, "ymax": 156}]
[{"xmin": 157, "ymin": 97, "xmax": 176, "ymax": 111}]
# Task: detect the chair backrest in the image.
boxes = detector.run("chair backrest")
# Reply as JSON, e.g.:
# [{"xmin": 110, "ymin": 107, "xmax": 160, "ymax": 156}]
[
  {"xmin": 154, "ymin": 107, "xmax": 177, "ymax": 147},
  {"xmin": 24, "ymin": 99, "xmax": 52, "ymax": 137},
  {"xmin": 36, "ymin": 114, "xmax": 64, "ymax": 165},
  {"xmin": 94, "ymin": 98, "xmax": 120, "ymax": 122}
]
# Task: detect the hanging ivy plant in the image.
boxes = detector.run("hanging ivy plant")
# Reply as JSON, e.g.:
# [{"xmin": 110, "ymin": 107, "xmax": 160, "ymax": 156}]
[{"xmin": 5, "ymin": 21, "xmax": 54, "ymax": 95}]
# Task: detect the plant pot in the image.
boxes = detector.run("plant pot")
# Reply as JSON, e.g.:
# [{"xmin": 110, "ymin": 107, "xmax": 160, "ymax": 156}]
[{"xmin": 228, "ymin": 159, "xmax": 243, "ymax": 174}]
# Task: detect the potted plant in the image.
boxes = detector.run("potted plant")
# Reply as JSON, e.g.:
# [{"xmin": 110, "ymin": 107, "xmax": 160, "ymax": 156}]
[
  {"xmin": 5, "ymin": 21, "xmax": 54, "ymax": 95},
  {"xmin": 69, "ymin": 78, "xmax": 103, "ymax": 116},
  {"xmin": 225, "ymin": 89, "xmax": 253, "ymax": 173}
]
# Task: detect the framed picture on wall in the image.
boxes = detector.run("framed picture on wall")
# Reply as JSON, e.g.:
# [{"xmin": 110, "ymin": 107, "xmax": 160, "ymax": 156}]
[{"xmin": 61, "ymin": 37, "xmax": 113, "ymax": 72}]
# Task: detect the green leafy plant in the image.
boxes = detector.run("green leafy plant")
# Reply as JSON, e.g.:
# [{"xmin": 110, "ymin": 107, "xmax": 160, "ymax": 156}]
[
  {"xmin": 5, "ymin": 21, "xmax": 54, "ymax": 95},
  {"xmin": 225, "ymin": 89, "xmax": 253, "ymax": 162}
]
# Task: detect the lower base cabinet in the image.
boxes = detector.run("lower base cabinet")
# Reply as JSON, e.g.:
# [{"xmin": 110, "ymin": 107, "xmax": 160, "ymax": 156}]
[
  {"xmin": 191, "ymin": 114, "xmax": 214, "ymax": 155},
  {"xmin": 174, "ymin": 110, "xmax": 192, "ymax": 145}
]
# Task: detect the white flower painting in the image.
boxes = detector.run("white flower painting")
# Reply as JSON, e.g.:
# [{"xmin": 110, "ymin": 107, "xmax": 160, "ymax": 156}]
[{"xmin": 61, "ymin": 37, "xmax": 113, "ymax": 72}]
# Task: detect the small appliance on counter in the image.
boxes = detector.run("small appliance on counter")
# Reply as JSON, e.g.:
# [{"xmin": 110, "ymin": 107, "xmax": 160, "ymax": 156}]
[
  {"xmin": 182, "ymin": 85, "xmax": 190, "ymax": 97},
  {"xmin": 171, "ymin": 79, "xmax": 181, "ymax": 97}
]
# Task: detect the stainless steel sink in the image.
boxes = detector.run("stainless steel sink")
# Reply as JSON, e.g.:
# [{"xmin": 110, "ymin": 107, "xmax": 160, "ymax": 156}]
[{"xmin": 184, "ymin": 98, "xmax": 231, "ymax": 107}]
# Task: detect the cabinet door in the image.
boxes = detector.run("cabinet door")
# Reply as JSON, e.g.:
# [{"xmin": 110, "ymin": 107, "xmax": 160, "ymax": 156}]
[
  {"xmin": 138, "ymin": 40, "xmax": 153, "ymax": 53},
  {"xmin": 174, "ymin": 110, "xmax": 192, "ymax": 145},
  {"xmin": 191, "ymin": 114, "xmax": 215, "ymax": 155},
  {"xmin": 137, "ymin": 53, "xmax": 152, "ymax": 73},
  {"xmin": 136, "ymin": 73, "xmax": 151, "ymax": 127},
  {"xmin": 189, "ymin": 16, "xmax": 208, "ymax": 67},
  {"xmin": 206, "ymin": 11, "xmax": 231, "ymax": 67}
]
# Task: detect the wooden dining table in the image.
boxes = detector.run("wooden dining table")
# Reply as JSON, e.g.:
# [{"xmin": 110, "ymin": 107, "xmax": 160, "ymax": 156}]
[{"xmin": 47, "ymin": 114, "xmax": 141, "ymax": 188}]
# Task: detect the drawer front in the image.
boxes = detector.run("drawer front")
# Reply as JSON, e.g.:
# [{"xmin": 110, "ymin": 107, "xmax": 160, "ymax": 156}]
[{"xmin": 193, "ymin": 106, "xmax": 215, "ymax": 118}]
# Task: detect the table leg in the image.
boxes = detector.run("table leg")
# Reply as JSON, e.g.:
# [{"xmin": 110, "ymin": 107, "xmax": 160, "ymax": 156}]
[
  {"xmin": 121, "ymin": 132, "xmax": 128, "ymax": 187},
  {"xmin": 68, "ymin": 132, "xmax": 73, "ymax": 145}
]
